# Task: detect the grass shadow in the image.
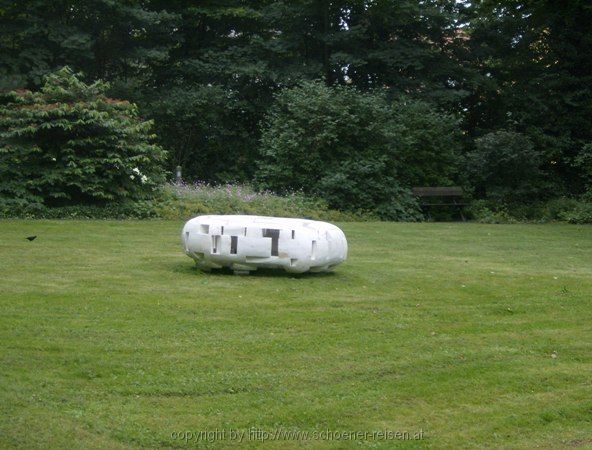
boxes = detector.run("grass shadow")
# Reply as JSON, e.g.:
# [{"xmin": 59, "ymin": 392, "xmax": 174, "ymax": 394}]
[
  {"xmin": 168, "ymin": 260, "xmax": 204, "ymax": 276},
  {"xmin": 168, "ymin": 260, "xmax": 340, "ymax": 279},
  {"xmin": 215, "ymin": 267, "xmax": 338, "ymax": 279}
]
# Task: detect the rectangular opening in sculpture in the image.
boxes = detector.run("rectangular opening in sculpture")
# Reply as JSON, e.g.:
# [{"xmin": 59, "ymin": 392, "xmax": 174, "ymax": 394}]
[
  {"xmin": 262, "ymin": 228, "xmax": 280, "ymax": 256},
  {"xmin": 200, "ymin": 224, "xmax": 209, "ymax": 234},
  {"xmin": 311, "ymin": 240, "xmax": 317, "ymax": 260},
  {"xmin": 212, "ymin": 235, "xmax": 220, "ymax": 254},
  {"xmin": 291, "ymin": 230, "xmax": 295, "ymax": 239},
  {"xmin": 230, "ymin": 236, "xmax": 238, "ymax": 254}
]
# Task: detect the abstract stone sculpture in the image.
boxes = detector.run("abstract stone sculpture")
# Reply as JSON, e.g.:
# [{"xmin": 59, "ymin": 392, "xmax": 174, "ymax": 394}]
[{"xmin": 182, "ymin": 215, "xmax": 347, "ymax": 274}]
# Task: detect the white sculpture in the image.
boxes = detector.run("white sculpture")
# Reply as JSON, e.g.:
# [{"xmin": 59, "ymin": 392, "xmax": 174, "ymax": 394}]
[{"xmin": 182, "ymin": 215, "xmax": 347, "ymax": 274}]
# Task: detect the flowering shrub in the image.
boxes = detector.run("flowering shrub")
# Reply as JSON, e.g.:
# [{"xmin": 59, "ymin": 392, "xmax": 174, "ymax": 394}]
[
  {"xmin": 0, "ymin": 67, "xmax": 166, "ymax": 208},
  {"xmin": 154, "ymin": 181, "xmax": 368, "ymax": 221}
]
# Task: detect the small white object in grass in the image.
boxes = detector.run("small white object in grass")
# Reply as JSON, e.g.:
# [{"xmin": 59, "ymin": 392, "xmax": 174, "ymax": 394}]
[
  {"xmin": 182, "ymin": 215, "xmax": 348, "ymax": 274},
  {"xmin": 551, "ymin": 352, "xmax": 557, "ymax": 359}
]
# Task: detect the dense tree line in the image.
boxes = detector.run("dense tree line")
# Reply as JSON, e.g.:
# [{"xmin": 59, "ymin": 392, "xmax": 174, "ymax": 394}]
[{"xmin": 1, "ymin": 0, "xmax": 591, "ymax": 217}]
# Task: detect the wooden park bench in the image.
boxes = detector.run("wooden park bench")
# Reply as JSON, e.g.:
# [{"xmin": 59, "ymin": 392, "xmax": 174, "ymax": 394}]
[{"xmin": 412, "ymin": 186, "xmax": 468, "ymax": 221}]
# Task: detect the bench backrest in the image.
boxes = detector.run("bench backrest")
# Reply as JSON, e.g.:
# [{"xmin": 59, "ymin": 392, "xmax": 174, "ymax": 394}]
[{"xmin": 412, "ymin": 186, "xmax": 464, "ymax": 197}]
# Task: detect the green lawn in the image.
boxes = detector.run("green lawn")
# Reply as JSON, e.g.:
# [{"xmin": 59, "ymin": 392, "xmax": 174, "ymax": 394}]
[{"xmin": 1, "ymin": 220, "xmax": 591, "ymax": 449}]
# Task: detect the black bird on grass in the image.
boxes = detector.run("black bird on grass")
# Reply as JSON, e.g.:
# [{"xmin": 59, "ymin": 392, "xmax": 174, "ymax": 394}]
[{"xmin": 26, "ymin": 235, "xmax": 37, "ymax": 241}]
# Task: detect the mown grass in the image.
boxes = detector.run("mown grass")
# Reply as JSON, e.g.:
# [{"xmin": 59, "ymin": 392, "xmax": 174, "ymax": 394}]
[{"xmin": 1, "ymin": 220, "xmax": 591, "ymax": 449}]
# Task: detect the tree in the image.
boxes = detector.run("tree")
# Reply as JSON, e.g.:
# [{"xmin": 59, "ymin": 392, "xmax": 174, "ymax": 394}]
[
  {"xmin": 0, "ymin": 67, "xmax": 166, "ymax": 206},
  {"xmin": 392, "ymin": 99, "xmax": 461, "ymax": 187},
  {"xmin": 325, "ymin": 0, "xmax": 470, "ymax": 104},
  {"xmin": 256, "ymin": 82, "xmax": 425, "ymax": 219},
  {"xmin": 136, "ymin": 1, "xmax": 279, "ymax": 181},
  {"xmin": 3, "ymin": 0, "xmax": 590, "ymax": 207},
  {"xmin": 1, "ymin": 1, "xmax": 470, "ymax": 183},
  {"xmin": 574, "ymin": 143, "xmax": 592, "ymax": 196},
  {"xmin": 140, "ymin": 0, "xmax": 469, "ymax": 181},
  {"xmin": 467, "ymin": 131, "xmax": 543, "ymax": 203},
  {"xmin": 460, "ymin": 0, "xmax": 592, "ymax": 196},
  {"xmin": 0, "ymin": 0, "xmax": 179, "ymax": 90}
]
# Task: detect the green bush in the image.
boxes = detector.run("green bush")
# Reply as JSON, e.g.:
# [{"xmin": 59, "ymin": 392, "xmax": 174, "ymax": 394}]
[
  {"xmin": 542, "ymin": 197, "xmax": 581, "ymax": 221},
  {"xmin": 511, "ymin": 197, "xmax": 592, "ymax": 223},
  {"xmin": 574, "ymin": 143, "xmax": 592, "ymax": 193},
  {"xmin": 0, "ymin": 67, "xmax": 166, "ymax": 208},
  {"xmin": 393, "ymin": 99, "xmax": 461, "ymax": 187},
  {"xmin": 557, "ymin": 202, "xmax": 592, "ymax": 224},
  {"xmin": 0, "ymin": 201, "xmax": 158, "ymax": 220},
  {"xmin": 256, "ymin": 81, "xmax": 425, "ymax": 220},
  {"xmin": 467, "ymin": 197, "xmax": 592, "ymax": 224},
  {"xmin": 467, "ymin": 131, "xmax": 544, "ymax": 203},
  {"xmin": 467, "ymin": 200, "xmax": 517, "ymax": 224}
]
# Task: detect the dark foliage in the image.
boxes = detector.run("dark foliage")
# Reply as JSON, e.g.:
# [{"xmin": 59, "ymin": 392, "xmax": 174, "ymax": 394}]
[
  {"xmin": 0, "ymin": 68, "xmax": 165, "ymax": 207},
  {"xmin": 256, "ymin": 82, "xmax": 450, "ymax": 220},
  {"xmin": 1, "ymin": 1, "xmax": 591, "ymax": 218}
]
